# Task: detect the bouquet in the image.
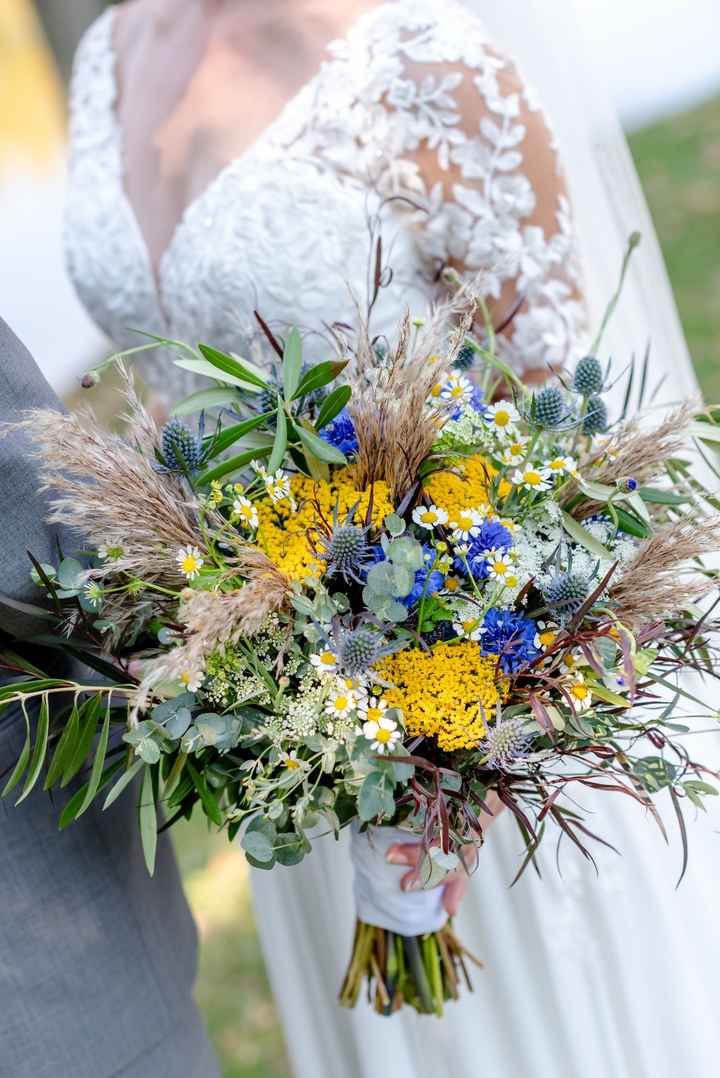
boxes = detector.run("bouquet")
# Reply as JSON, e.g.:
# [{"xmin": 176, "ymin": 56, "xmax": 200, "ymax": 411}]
[{"xmin": 3, "ymin": 245, "xmax": 720, "ymax": 1017}]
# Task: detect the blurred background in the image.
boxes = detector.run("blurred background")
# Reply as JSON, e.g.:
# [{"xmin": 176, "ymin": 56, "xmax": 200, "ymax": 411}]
[{"xmin": 1, "ymin": 1, "xmax": 718, "ymax": 1074}]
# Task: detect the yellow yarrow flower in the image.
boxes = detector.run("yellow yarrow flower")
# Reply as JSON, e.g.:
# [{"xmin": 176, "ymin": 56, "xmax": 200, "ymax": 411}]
[
  {"xmin": 424, "ymin": 455, "xmax": 511, "ymax": 517},
  {"xmin": 255, "ymin": 468, "xmax": 393, "ymax": 581},
  {"xmin": 375, "ymin": 641, "xmax": 507, "ymax": 752}
]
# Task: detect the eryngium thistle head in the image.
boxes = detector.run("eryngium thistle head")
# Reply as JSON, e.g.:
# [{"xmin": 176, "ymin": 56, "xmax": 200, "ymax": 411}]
[
  {"xmin": 161, "ymin": 418, "xmax": 203, "ymax": 473},
  {"xmin": 321, "ymin": 523, "xmax": 371, "ymax": 582},
  {"xmin": 543, "ymin": 571, "xmax": 590, "ymax": 621},
  {"xmin": 573, "ymin": 356, "xmax": 604, "ymax": 396},
  {"xmin": 339, "ymin": 627, "xmax": 384, "ymax": 675},
  {"xmin": 479, "ymin": 718, "xmax": 532, "ymax": 769},
  {"xmin": 582, "ymin": 396, "xmax": 608, "ymax": 435},
  {"xmin": 453, "ymin": 343, "xmax": 476, "ymax": 371},
  {"xmin": 533, "ymin": 386, "xmax": 567, "ymax": 429}
]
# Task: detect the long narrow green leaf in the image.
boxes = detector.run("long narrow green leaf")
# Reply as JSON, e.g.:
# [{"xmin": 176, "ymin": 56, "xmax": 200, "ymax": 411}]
[
  {"xmin": 103, "ymin": 757, "xmax": 144, "ymax": 810},
  {"xmin": 58, "ymin": 761, "xmax": 123, "ymax": 831},
  {"xmin": 139, "ymin": 765, "xmax": 158, "ymax": 875},
  {"xmin": 74, "ymin": 704, "xmax": 111, "ymax": 818},
  {"xmin": 2, "ymin": 709, "xmax": 31, "ymax": 797},
  {"xmin": 61, "ymin": 697, "xmax": 100, "ymax": 787},
  {"xmin": 16, "ymin": 695, "xmax": 50, "ymax": 804},
  {"xmin": 187, "ymin": 761, "xmax": 223, "ymax": 826},
  {"xmin": 206, "ymin": 411, "xmax": 276, "ymax": 459},
  {"xmin": 282, "ymin": 328, "xmax": 303, "ymax": 400},
  {"xmin": 268, "ymin": 405, "xmax": 288, "ymax": 473},
  {"xmin": 171, "ymin": 387, "xmax": 240, "ymax": 417},
  {"xmin": 44, "ymin": 702, "xmax": 80, "ymax": 789},
  {"xmin": 560, "ymin": 509, "xmax": 612, "ymax": 559},
  {"xmin": 197, "ymin": 343, "xmax": 270, "ymax": 390},
  {"xmin": 196, "ymin": 445, "xmax": 272, "ymax": 485},
  {"xmin": 293, "ymin": 359, "xmax": 348, "ymax": 400},
  {"xmin": 316, "ymin": 385, "xmax": 352, "ymax": 430},
  {"xmin": 297, "ymin": 425, "xmax": 347, "ymax": 465}
]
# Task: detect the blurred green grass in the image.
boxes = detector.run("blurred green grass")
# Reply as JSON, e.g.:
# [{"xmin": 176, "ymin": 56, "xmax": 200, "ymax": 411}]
[{"xmin": 166, "ymin": 96, "xmax": 720, "ymax": 1078}]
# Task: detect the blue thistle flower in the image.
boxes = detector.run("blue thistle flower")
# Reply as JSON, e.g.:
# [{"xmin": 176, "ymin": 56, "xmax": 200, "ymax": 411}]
[
  {"xmin": 453, "ymin": 343, "xmax": 476, "ymax": 371},
  {"xmin": 160, "ymin": 418, "xmax": 204, "ymax": 474},
  {"xmin": 479, "ymin": 608, "xmax": 541, "ymax": 674},
  {"xmin": 478, "ymin": 718, "xmax": 532, "ymax": 769},
  {"xmin": 319, "ymin": 408, "xmax": 358, "ymax": 456},
  {"xmin": 453, "ymin": 520, "xmax": 513, "ymax": 578}
]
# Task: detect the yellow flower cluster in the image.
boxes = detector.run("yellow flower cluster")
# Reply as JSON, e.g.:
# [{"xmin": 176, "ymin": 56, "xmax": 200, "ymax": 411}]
[
  {"xmin": 256, "ymin": 468, "xmax": 393, "ymax": 580},
  {"xmin": 424, "ymin": 455, "xmax": 510, "ymax": 517},
  {"xmin": 375, "ymin": 641, "xmax": 506, "ymax": 752}
]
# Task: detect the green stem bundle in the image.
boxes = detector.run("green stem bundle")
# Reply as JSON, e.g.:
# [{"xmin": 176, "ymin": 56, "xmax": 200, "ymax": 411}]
[{"xmin": 338, "ymin": 920, "xmax": 482, "ymax": 1016}]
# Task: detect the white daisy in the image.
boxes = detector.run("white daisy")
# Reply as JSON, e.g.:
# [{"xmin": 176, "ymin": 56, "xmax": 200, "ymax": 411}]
[
  {"xmin": 567, "ymin": 674, "xmax": 593, "ymax": 711},
  {"xmin": 486, "ymin": 552, "xmax": 515, "ymax": 580},
  {"xmin": 512, "ymin": 465, "xmax": 553, "ymax": 492},
  {"xmin": 452, "ymin": 615, "xmax": 483, "ymax": 641},
  {"xmin": 412, "ymin": 504, "xmax": 449, "ymax": 530},
  {"xmin": 309, "ymin": 649, "xmax": 338, "ymax": 675},
  {"xmin": 97, "ymin": 544, "xmax": 123, "ymax": 562},
  {"xmin": 544, "ymin": 455, "xmax": 578, "ymax": 477},
  {"xmin": 176, "ymin": 545, "xmax": 204, "ymax": 580},
  {"xmin": 264, "ymin": 469, "xmax": 294, "ymax": 505},
  {"xmin": 485, "ymin": 400, "xmax": 520, "ymax": 433},
  {"xmin": 179, "ymin": 668, "xmax": 204, "ymax": 693},
  {"xmin": 448, "ymin": 507, "xmax": 483, "ymax": 541},
  {"xmin": 279, "ymin": 750, "xmax": 306, "ymax": 772},
  {"xmin": 501, "ymin": 435, "xmax": 529, "ymax": 464},
  {"xmin": 440, "ymin": 373, "xmax": 474, "ymax": 406},
  {"xmin": 232, "ymin": 496, "xmax": 259, "ymax": 530},
  {"xmin": 325, "ymin": 689, "xmax": 357, "ymax": 719},
  {"xmin": 363, "ymin": 711, "xmax": 401, "ymax": 754},
  {"xmin": 358, "ymin": 696, "xmax": 389, "ymax": 724}
]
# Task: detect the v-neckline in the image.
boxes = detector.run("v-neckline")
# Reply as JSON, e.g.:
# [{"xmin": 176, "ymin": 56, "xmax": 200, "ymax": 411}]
[{"xmin": 104, "ymin": 3, "xmax": 397, "ymax": 303}]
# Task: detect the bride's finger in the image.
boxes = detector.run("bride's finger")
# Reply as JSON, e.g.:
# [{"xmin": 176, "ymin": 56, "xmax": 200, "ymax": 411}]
[
  {"xmin": 442, "ymin": 874, "xmax": 468, "ymax": 916},
  {"xmin": 385, "ymin": 842, "xmax": 422, "ymax": 867}
]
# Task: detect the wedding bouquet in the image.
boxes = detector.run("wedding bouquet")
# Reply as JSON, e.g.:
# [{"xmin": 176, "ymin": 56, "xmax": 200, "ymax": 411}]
[{"xmin": 3, "ymin": 249, "xmax": 720, "ymax": 1017}]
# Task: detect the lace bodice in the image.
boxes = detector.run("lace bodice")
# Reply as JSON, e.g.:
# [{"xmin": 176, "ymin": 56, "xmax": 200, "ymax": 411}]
[{"xmin": 65, "ymin": 0, "xmax": 586, "ymax": 398}]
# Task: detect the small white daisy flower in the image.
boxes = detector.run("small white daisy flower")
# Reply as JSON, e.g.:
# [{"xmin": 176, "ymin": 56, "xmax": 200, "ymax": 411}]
[
  {"xmin": 440, "ymin": 373, "xmax": 474, "ymax": 405},
  {"xmin": 325, "ymin": 689, "xmax": 357, "ymax": 719},
  {"xmin": 97, "ymin": 544, "xmax": 124, "ymax": 562},
  {"xmin": 232, "ymin": 496, "xmax": 259, "ymax": 530},
  {"xmin": 179, "ymin": 668, "xmax": 204, "ymax": 693},
  {"xmin": 567, "ymin": 674, "xmax": 593, "ymax": 711},
  {"xmin": 449, "ymin": 507, "xmax": 483, "ymax": 541},
  {"xmin": 177, "ymin": 545, "xmax": 204, "ymax": 580},
  {"xmin": 486, "ymin": 552, "xmax": 514, "ymax": 580},
  {"xmin": 362, "ymin": 709, "xmax": 401, "ymax": 754},
  {"xmin": 279, "ymin": 750, "xmax": 306, "ymax": 772},
  {"xmin": 544, "ymin": 455, "xmax": 578, "ymax": 477},
  {"xmin": 264, "ymin": 469, "xmax": 293, "ymax": 504},
  {"xmin": 412, "ymin": 504, "xmax": 449, "ymax": 530},
  {"xmin": 250, "ymin": 459, "xmax": 268, "ymax": 478},
  {"xmin": 429, "ymin": 371, "xmax": 451, "ymax": 399},
  {"xmin": 512, "ymin": 465, "xmax": 552, "ymax": 492},
  {"xmin": 501, "ymin": 436, "xmax": 529, "ymax": 464},
  {"xmin": 358, "ymin": 696, "xmax": 388, "ymax": 724},
  {"xmin": 83, "ymin": 580, "xmax": 104, "ymax": 609},
  {"xmin": 485, "ymin": 400, "xmax": 520, "ymax": 433},
  {"xmin": 452, "ymin": 616, "xmax": 483, "ymax": 641},
  {"xmin": 309, "ymin": 649, "xmax": 338, "ymax": 675}
]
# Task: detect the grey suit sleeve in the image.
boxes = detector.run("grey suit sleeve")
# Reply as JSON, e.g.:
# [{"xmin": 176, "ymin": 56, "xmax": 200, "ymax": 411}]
[{"xmin": 0, "ymin": 318, "xmax": 73, "ymax": 639}]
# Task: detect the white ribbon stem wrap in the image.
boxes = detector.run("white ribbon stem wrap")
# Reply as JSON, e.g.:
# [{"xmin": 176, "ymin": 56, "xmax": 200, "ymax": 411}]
[{"xmin": 350, "ymin": 821, "xmax": 449, "ymax": 936}]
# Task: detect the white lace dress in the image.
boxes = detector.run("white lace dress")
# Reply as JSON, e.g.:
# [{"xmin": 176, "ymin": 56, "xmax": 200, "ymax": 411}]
[{"xmin": 65, "ymin": 3, "xmax": 720, "ymax": 1076}]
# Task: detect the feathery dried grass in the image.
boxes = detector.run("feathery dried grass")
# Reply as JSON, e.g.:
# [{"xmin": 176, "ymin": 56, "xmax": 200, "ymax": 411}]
[
  {"xmin": 347, "ymin": 295, "xmax": 472, "ymax": 500},
  {"xmin": 3, "ymin": 368, "xmax": 207, "ymax": 586},
  {"xmin": 610, "ymin": 518, "xmax": 719, "ymax": 627},
  {"xmin": 135, "ymin": 548, "xmax": 291, "ymax": 710}
]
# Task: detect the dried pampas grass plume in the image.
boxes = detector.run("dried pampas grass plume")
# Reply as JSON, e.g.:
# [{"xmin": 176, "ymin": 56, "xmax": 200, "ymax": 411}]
[
  {"xmin": 3, "ymin": 367, "xmax": 208, "ymax": 588},
  {"xmin": 346, "ymin": 293, "xmax": 472, "ymax": 500},
  {"xmin": 610, "ymin": 518, "xmax": 719, "ymax": 627}
]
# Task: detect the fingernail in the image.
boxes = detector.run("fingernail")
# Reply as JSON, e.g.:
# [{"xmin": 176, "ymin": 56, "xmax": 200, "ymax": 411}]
[{"xmin": 386, "ymin": 850, "xmax": 404, "ymax": 865}]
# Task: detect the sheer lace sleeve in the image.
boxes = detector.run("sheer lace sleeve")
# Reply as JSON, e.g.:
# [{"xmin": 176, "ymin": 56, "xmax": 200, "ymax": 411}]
[{"xmin": 320, "ymin": 1, "xmax": 587, "ymax": 376}]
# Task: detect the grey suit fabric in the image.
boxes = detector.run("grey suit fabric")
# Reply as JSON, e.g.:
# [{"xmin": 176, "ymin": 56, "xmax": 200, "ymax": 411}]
[{"xmin": 0, "ymin": 319, "xmax": 220, "ymax": 1077}]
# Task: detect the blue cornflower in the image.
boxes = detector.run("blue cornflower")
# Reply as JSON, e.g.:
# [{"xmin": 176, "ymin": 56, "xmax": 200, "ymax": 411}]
[
  {"xmin": 454, "ymin": 520, "xmax": 513, "ymax": 578},
  {"xmin": 319, "ymin": 408, "xmax": 358, "ymax": 456},
  {"xmin": 479, "ymin": 608, "xmax": 541, "ymax": 674}
]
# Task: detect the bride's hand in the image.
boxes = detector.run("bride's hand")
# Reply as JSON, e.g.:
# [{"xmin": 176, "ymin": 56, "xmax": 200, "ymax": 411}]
[{"xmin": 384, "ymin": 792, "xmax": 505, "ymax": 916}]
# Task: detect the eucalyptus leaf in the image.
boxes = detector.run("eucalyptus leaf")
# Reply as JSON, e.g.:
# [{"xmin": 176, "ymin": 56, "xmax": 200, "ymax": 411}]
[{"xmin": 138, "ymin": 765, "xmax": 158, "ymax": 875}]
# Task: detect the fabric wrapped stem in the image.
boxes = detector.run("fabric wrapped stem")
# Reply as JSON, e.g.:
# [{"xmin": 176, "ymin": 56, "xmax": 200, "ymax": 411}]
[{"xmin": 339, "ymin": 824, "xmax": 483, "ymax": 1015}]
